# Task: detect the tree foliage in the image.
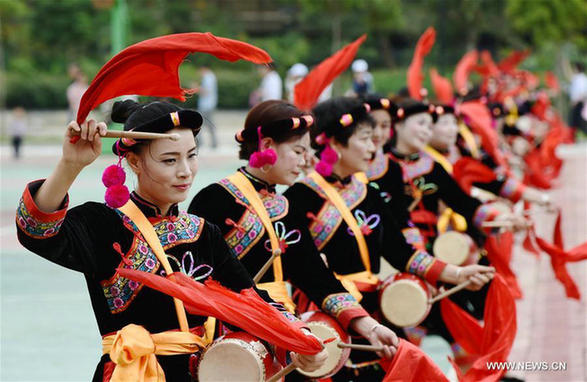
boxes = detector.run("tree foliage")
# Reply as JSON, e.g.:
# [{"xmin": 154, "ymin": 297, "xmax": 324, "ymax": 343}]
[{"xmin": 506, "ymin": 0, "xmax": 587, "ymax": 49}]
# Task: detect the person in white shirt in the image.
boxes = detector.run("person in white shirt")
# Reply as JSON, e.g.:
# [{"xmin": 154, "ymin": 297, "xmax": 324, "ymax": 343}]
[
  {"xmin": 350, "ymin": 59, "xmax": 374, "ymax": 98},
  {"xmin": 197, "ymin": 65, "xmax": 219, "ymax": 148},
  {"xmin": 257, "ymin": 64, "xmax": 283, "ymax": 102},
  {"xmin": 568, "ymin": 62, "xmax": 587, "ymax": 133}
]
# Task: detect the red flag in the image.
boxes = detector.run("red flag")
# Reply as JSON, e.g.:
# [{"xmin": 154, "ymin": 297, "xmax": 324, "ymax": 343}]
[
  {"xmin": 479, "ymin": 51, "xmax": 500, "ymax": 78},
  {"xmin": 117, "ymin": 269, "xmax": 323, "ymax": 354},
  {"xmin": 454, "ymin": 51, "xmax": 478, "ymax": 95},
  {"xmin": 294, "ymin": 35, "xmax": 367, "ymax": 111},
  {"xmin": 441, "ymin": 274, "xmax": 517, "ymax": 382},
  {"xmin": 77, "ymin": 32, "xmax": 272, "ymax": 124},
  {"xmin": 407, "ymin": 27, "xmax": 436, "ymax": 100},
  {"xmin": 430, "ymin": 68, "xmax": 454, "ymax": 104},
  {"xmin": 485, "ymin": 232, "xmax": 523, "ymax": 299},
  {"xmin": 382, "ymin": 339, "xmax": 449, "ymax": 382},
  {"xmin": 498, "ymin": 50, "xmax": 530, "ymax": 74},
  {"xmin": 453, "ymin": 157, "xmax": 497, "ymax": 194},
  {"xmin": 527, "ymin": 210, "xmax": 587, "ymax": 299},
  {"xmin": 458, "ymin": 101, "xmax": 505, "ymax": 166},
  {"xmin": 523, "ymin": 149, "xmax": 552, "ymax": 189}
]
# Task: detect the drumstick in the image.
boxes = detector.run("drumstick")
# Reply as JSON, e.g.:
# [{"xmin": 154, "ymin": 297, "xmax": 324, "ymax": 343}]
[
  {"xmin": 71, "ymin": 130, "xmax": 180, "ymax": 142},
  {"xmin": 104, "ymin": 130, "xmax": 180, "ymax": 140},
  {"xmin": 253, "ymin": 249, "xmax": 282, "ymax": 283},
  {"xmin": 482, "ymin": 220, "xmax": 531, "ymax": 229},
  {"xmin": 267, "ymin": 362, "xmax": 297, "ymax": 382},
  {"xmin": 429, "ymin": 279, "xmax": 473, "ymax": 304},
  {"xmin": 337, "ymin": 342, "xmax": 384, "ymax": 352}
]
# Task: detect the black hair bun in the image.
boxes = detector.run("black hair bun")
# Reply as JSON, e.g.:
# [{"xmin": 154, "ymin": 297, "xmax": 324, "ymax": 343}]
[{"xmin": 111, "ymin": 100, "xmax": 141, "ymax": 123}]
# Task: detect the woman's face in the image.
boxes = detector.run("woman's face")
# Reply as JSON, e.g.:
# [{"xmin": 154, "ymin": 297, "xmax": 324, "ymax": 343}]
[
  {"xmin": 264, "ymin": 132, "xmax": 310, "ymax": 185},
  {"xmin": 129, "ymin": 128, "xmax": 198, "ymax": 207},
  {"xmin": 430, "ymin": 113, "xmax": 458, "ymax": 151},
  {"xmin": 395, "ymin": 112, "xmax": 433, "ymax": 153},
  {"xmin": 334, "ymin": 122, "xmax": 376, "ymax": 174},
  {"xmin": 370, "ymin": 109, "xmax": 392, "ymax": 151}
]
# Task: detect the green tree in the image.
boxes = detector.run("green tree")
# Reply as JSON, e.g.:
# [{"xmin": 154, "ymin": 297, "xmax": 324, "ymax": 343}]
[{"xmin": 506, "ymin": 0, "xmax": 587, "ymax": 49}]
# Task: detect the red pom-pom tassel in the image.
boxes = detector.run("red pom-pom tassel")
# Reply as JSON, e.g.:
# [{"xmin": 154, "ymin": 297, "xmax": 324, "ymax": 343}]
[
  {"xmin": 105, "ymin": 184, "xmax": 130, "ymax": 208},
  {"xmin": 102, "ymin": 164, "xmax": 126, "ymax": 187}
]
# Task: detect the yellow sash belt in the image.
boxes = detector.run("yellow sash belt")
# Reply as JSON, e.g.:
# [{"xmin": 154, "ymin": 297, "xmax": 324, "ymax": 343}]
[
  {"xmin": 334, "ymin": 271, "xmax": 380, "ymax": 301},
  {"xmin": 102, "ymin": 324, "xmax": 205, "ymax": 382},
  {"xmin": 423, "ymin": 146, "xmax": 468, "ymax": 233}
]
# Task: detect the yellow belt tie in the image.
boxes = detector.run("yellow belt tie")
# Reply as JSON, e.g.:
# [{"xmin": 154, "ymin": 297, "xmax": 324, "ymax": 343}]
[
  {"xmin": 335, "ymin": 271, "xmax": 380, "ymax": 301},
  {"xmin": 102, "ymin": 324, "xmax": 206, "ymax": 382},
  {"xmin": 437, "ymin": 207, "xmax": 468, "ymax": 233}
]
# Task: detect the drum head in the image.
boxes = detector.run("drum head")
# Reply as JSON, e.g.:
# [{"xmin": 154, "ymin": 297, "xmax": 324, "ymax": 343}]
[
  {"xmin": 298, "ymin": 322, "xmax": 345, "ymax": 378},
  {"xmin": 198, "ymin": 339, "xmax": 266, "ymax": 382},
  {"xmin": 380, "ymin": 279, "xmax": 429, "ymax": 327},
  {"xmin": 433, "ymin": 231, "xmax": 470, "ymax": 265}
]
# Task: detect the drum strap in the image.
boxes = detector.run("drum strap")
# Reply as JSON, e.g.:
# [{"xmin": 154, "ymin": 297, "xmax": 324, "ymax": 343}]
[
  {"xmin": 308, "ymin": 172, "xmax": 377, "ymax": 281},
  {"xmin": 118, "ymin": 201, "xmax": 215, "ymax": 340},
  {"xmin": 423, "ymin": 146, "xmax": 468, "ymax": 233},
  {"xmin": 227, "ymin": 172, "xmax": 296, "ymax": 312},
  {"xmin": 227, "ymin": 172, "xmax": 284, "ymax": 281}
]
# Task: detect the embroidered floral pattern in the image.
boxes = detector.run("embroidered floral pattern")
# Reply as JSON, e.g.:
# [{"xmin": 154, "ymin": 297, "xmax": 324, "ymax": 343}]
[
  {"xmin": 100, "ymin": 235, "xmax": 160, "ymax": 313},
  {"xmin": 16, "ymin": 195, "xmax": 65, "ymax": 239},
  {"xmin": 166, "ymin": 251, "xmax": 213, "ymax": 280},
  {"xmin": 406, "ymin": 251, "xmax": 436, "ymax": 279},
  {"xmin": 321, "ymin": 293, "xmax": 360, "ymax": 317},
  {"xmin": 101, "ymin": 210, "xmax": 205, "ymax": 313},
  {"xmin": 346, "ymin": 209, "xmax": 380, "ymax": 236},
  {"xmin": 263, "ymin": 221, "xmax": 301, "ymax": 254},
  {"xmin": 226, "ymin": 210, "xmax": 264, "ymax": 258},
  {"xmin": 219, "ymin": 178, "xmax": 289, "ymax": 259},
  {"xmin": 366, "ymin": 152, "xmax": 389, "ymax": 180},
  {"xmin": 402, "ymin": 227, "xmax": 426, "ymax": 251},
  {"xmin": 301, "ymin": 175, "xmax": 367, "ymax": 249},
  {"xmin": 400, "ymin": 154, "xmax": 435, "ymax": 182}
]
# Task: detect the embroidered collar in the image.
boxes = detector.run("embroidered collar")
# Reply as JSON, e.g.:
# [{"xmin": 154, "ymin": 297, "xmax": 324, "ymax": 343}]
[
  {"xmin": 324, "ymin": 172, "xmax": 353, "ymax": 186},
  {"xmin": 238, "ymin": 167, "xmax": 277, "ymax": 194},
  {"xmin": 366, "ymin": 151, "xmax": 389, "ymax": 180},
  {"xmin": 390, "ymin": 148, "xmax": 420, "ymax": 162},
  {"xmin": 130, "ymin": 192, "xmax": 179, "ymax": 219}
]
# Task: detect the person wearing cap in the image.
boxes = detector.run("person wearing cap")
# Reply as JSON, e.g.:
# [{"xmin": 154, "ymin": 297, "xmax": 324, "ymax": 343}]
[
  {"xmin": 256, "ymin": 63, "xmax": 283, "ymax": 103},
  {"xmin": 350, "ymin": 59, "xmax": 374, "ymax": 98},
  {"xmin": 189, "ymin": 100, "xmax": 401, "ymax": 367},
  {"xmin": 15, "ymin": 100, "xmax": 328, "ymax": 381},
  {"xmin": 285, "ymin": 63, "xmax": 309, "ymax": 102},
  {"xmin": 284, "ymin": 96, "xmax": 494, "ymax": 380}
]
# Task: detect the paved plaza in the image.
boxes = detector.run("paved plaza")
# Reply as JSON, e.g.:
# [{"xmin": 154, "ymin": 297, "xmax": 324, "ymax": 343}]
[{"xmin": 0, "ymin": 113, "xmax": 585, "ymax": 381}]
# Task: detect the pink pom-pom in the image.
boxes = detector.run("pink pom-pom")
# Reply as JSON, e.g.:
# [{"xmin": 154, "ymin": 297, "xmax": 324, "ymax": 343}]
[
  {"xmin": 315, "ymin": 161, "xmax": 333, "ymax": 177},
  {"xmin": 105, "ymin": 184, "xmax": 130, "ymax": 208},
  {"xmin": 321, "ymin": 146, "xmax": 339, "ymax": 164},
  {"xmin": 249, "ymin": 152, "xmax": 263, "ymax": 168},
  {"xmin": 261, "ymin": 149, "xmax": 277, "ymax": 165},
  {"xmin": 249, "ymin": 149, "xmax": 277, "ymax": 168},
  {"xmin": 102, "ymin": 165, "xmax": 126, "ymax": 187}
]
